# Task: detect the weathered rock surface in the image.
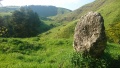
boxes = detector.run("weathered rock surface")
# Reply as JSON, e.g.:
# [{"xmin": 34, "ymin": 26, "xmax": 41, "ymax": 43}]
[{"xmin": 73, "ymin": 11, "xmax": 107, "ymax": 58}]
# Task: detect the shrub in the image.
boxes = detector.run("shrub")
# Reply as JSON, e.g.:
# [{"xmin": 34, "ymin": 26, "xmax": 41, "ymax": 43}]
[
  {"xmin": 71, "ymin": 52, "xmax": 107, "ymax": 68},
  {"xmin": 106, "ymin": 22, "xmax": 120, "ymax": 43}
]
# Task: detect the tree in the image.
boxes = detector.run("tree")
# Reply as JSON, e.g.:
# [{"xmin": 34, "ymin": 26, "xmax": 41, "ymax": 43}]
[{"xmin": 10, "ymin": 7, "xmax": 41, "ymax": 37}]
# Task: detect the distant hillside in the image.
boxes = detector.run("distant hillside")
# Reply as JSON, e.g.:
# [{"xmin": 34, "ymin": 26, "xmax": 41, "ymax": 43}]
[
  {"xmin": 26, "ymin": 5, "xmax": 72, "ymax": 17},
  {"xmin": 53, "ymin": 0, "xmax": 120, "ymax": 27},
  {"xmin": 47, "ymin": 0, "xmax": 120, "ymax": 42},
  {"xmin": 0, "ymin": 6, "xmax": 20, "ymax": 16},
  {"xmin": 0, "ymin": 5, "xmax": 71, "ymax": 17},
  {"xmin": 0, "ymin": 6, "xmax": 19, "ymax": 12}
]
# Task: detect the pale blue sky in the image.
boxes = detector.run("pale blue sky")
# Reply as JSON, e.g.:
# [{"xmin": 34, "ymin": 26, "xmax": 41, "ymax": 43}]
[{"xmin": 1, "ymin": 0, "xmax": 95, "ymax": 10}]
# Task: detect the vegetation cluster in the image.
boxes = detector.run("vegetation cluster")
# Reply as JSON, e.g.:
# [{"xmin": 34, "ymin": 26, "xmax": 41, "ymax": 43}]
[{"xmin": 0, "ymin": 8, "xmax": 41, "ymax": 37}]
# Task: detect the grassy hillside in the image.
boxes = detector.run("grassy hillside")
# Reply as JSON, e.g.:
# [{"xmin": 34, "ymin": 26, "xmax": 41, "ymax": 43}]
[
  {"xmin": 0, "ymin": 12, "xmax": 12, "ymax": 16},
  {"xmin": 40, "ymin": 20, "xmax": 77, "ymax": 39},
  {"xmin": 0, "ymin": 0, "xmax": 120, "ymax": 67},
  {"xmin": 1, "ymin": 20, "xmax": 120, "ymax": 67},
  {"xmin": 0, "ymin": 6, "xmax": 19, "ymax": 12},
  {"xmin": 26, "ymin": 5, "xmax": 72, "ymax": 17},
  {"xmin": 52, "ymin": 0, "xmax": 120, "ymax": 28},
  {"xmin": 0, "ymin": 37, "xmax": 73, "ymax": 68},
  {"xmin": 0, "ymin": 6, "xmax": 19, "ymax": 16}
]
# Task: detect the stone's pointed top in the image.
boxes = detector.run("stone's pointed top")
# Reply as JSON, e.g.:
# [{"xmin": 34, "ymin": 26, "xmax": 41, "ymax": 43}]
[{"xmin": 73, "ymin": 11, "xmax": 107, "ymax": 58}]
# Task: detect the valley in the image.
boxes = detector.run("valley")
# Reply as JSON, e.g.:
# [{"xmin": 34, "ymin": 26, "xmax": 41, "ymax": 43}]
[{"xmin": 0, "ymin": 0, "xmax": 120, "ymax": 68}]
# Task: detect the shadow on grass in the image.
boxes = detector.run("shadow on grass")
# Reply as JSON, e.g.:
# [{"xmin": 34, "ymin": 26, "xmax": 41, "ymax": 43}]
[{"xmin": 102, "ymin": 52, "xmax": 120, "ymax": 68}]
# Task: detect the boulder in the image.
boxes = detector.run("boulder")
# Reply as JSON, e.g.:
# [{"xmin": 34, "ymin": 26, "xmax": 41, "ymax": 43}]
[{"xmin": 73, "ymin": 11, "xmax": 107, "ymax": 58}]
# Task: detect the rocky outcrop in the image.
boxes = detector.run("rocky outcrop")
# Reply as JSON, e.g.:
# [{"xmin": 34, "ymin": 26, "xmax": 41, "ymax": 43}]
[{"xmin": 73, "ymin": 11, "xmax": 107, "ymax": 58}]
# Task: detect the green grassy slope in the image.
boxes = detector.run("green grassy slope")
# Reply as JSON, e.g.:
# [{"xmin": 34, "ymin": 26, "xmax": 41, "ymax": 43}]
[
  {"xmin": 40, "ymin": 20, "xmax": 77, "ymax": 39},
  {"xmin": 97, "ymin": 0, "xmax": 120, "ymax": 27},
  {"xmin": 0, "ymin": 6, "xmax": 19, "ymax": 12},
  {"xmin": 0, "ymin": 20, "xmax": 120, "ymax": 67},
  {"xmin": 0, "ymin": 37, "xmax": 73, "ymax": 68},
  {"xmin": 0, "ymin": 12, "xmax": 12, "ymax": 16},
  {"xmin": 52, "ymin": 0, "xmax": 120, "ymax": 28},
  {"xmin": 0, "ymin": 0, "xmax": 120, "ymax": 67},
  {"xmin": 0, "ymin": 6, "xmax": 19, "ymax": 16}
]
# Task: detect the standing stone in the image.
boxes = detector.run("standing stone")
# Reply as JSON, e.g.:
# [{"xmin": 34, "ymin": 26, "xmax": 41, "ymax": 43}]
[{"xmin": 73, "ymin": 11, "xmax": 107, "ymax": 58}]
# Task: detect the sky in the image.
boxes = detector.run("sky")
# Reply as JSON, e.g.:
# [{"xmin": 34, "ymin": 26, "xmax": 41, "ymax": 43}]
[{"xmin": 1, "ymin": 0, "xmax": 95, "ymax": 10}]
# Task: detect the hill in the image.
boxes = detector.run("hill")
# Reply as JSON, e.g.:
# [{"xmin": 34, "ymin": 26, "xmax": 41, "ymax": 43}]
[
  {"xmin": 52, "ymin": 0, "xmax": 120, "ymax": 28},
  {"xmin": 0, "ymin": 6, "xmax": 19, "ymax": 12},
  {"xmin": 0, "ymin": 5, "xmax": 72, "ymax": 17},
  {"xmin": 26, "ymin": 5, "xmax": 71, "ymax": 17},
  {"xmin": 0, "ymin": 6, "xmax": 19, "ymax": 16},
  {"xmin": 49, "ymin": 0, "xmax": 120, "ymax": 44},
  {"xmin": 0, "ymin": 20, "xmax": 120, "ymax": 68},
  {"xmin": 0, "ymin": 0, "xmax": 120, "ymax": 67}
]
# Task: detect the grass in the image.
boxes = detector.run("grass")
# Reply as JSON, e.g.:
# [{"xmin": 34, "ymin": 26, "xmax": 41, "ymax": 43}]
[
  {"xmin": 97, "ymin": 0, "xmax": 120, "ymax": 28},
  {"xmin": 0, "ymin": 20, "xmax": 120, "ymax": 68},
  {"xmin": 0, "ymin": 37, "xmax": 73, "ymax": 68},
  {"xmin": 106, "ymin": 42, "xmax": 120, "ymax": 58},
  {"xmin": 71, "ymin": 42, "xmax": 120, "ymax": 68},
  {"xmin": 0, "ymin": 0, "xmax": 120, "ymax": 67},
  {"xmin": 52, "ymin": 0, "xmax": 120, "ymax": 29},
  {"xmin": 0, "ymin": 36, "xmax": 120, "ymax": 68},
  {"xmin": 39, "ymin": 20, "xmax": 77, "ymax": 39},
  {"xmin": 0, "ymin": 12, "xmax": 12, "ymax": 16}
]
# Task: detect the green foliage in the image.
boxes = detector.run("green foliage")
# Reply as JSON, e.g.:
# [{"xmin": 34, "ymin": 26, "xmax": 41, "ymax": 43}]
[
  {"xmin": 0, "ymin": 26, "xmax": 8, "ymax": 37},
  {"xmin": 9, "ymin": 8, "xmax": 41, "ymax": 37},
  {"xmin": 71, "ymin": 42, "xmax": 120, "ymax": 68},
  {"xmin": 0, "ymin": 16, "xmax": 8, "ymax": 37},
  {"xmin": 71, "ymin": 52, "xmax": 107, "ymax": 68},
  {"xmin": 0, "ymin": 7, "xmax": 41, "ymax": 37},
  {"xmin": 106, "ymin": 22, "xmax": 120, "ymax": 43}
]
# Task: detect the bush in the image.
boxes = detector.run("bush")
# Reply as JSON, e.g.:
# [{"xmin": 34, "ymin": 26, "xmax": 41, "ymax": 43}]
[
  {"xmin": 106, "ymin": 22, "xmax": 120, "ymax": 43},
  {"xmin": 71, "ymin": 52, "xmax": 107, "ymax": 68},
  {"xmin": 0, "ymin": 8, "xmax": 41, "ymax": 38},
  {"xmin": 0, "ymin": 26, "xmax": 8, "ymax": 37}
]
